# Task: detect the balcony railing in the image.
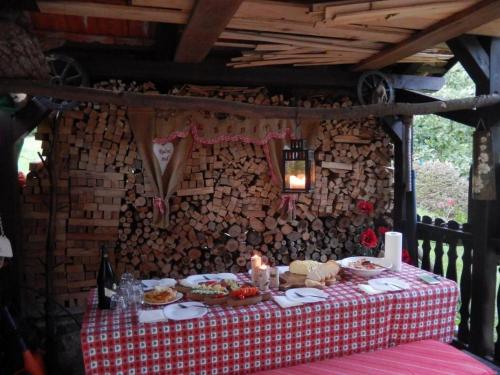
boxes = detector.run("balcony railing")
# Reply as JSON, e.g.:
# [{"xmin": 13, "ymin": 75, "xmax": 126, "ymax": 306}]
[{"xmin": 416, "ymin": 215, "xmax": 500, "ymax": 362}]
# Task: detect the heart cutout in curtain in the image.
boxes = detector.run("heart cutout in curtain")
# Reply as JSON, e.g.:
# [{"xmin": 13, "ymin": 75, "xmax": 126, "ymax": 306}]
[{"xmin": 153, "ymin": 142, "xmax": 174, "ymax": 174}]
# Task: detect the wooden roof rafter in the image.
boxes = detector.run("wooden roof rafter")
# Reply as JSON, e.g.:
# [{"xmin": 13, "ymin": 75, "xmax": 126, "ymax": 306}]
[
  {"xmin": 174, "ymin": 0, "xmax": 244, "ymax": 63},
  {"xmin": 354, "ymin": 0, "xmax": 500, "ymax": 71}
]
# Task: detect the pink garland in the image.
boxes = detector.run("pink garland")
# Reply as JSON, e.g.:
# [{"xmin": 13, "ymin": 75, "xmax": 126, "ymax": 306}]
[{"xmin": 153, "ymin": 121, "xmax": 293, "ymax": 185}]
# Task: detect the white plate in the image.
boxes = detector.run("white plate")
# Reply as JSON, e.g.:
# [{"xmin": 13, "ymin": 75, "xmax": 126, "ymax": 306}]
[
  {"xmin": 339, "ymin": 256, "xmax": 392, "ymax": 278},
  {"xmin": 163, "ymin": 302, "xmax": 208, "ymax": 320},
  {"xmin": 142, "ymin": 278, "xmax": 176, "ymax": 290},
  {"xmin": 368, "ymin": 277, "xmax": 410, "ymax": 292},
  {"xmin": 285, "ymin": 287, "xmax": 328, "ymax": 303},
  {"xmin": 182, "ymin": 273, "xmax": 238, "ymax": 287},
  {"xmin": 144, "ymin": 292, "xmax": 183, "ymax": 306},
  {"xmin": 248, "ymin": 265, "xmax": 289, "ymax": 276}
]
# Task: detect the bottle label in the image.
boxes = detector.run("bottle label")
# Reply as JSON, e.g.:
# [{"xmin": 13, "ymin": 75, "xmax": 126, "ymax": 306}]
[{"xmin": 105, "ymin": 287, "xmax": 116, "ymax": 298}]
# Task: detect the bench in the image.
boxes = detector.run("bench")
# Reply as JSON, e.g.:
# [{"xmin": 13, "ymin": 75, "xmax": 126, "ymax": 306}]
[{"xmin": 254, "ymin": 339, "xmax": 496, "ymax": 375}]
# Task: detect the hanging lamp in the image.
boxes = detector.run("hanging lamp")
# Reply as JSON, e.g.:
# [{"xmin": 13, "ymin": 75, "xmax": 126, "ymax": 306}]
[{"xmin": 282, "ymin": 119, "xmax": 315, "ymax": 193}]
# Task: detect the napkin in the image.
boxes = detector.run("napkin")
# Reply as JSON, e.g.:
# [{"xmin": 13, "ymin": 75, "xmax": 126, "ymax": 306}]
[
  {"xmin": 369, "ymin": 277, "xmax": 410, "ymax": 292},
  {"xmin": 358, "ymin": 284, "xmax": 384, "ymax": 295},
  {"xmin": 272, "ymin": 295, "xmax": 304, "ymax": 308},
  {"xmin": 142, "ymin": 278, "xmax": 176, "ymax": 289},
  {"xmin": 138, "ymin": 309, "xmax": 167, "ymax": 323}
]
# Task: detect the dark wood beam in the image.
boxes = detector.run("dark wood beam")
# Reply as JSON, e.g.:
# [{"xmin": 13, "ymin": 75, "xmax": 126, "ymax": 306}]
[
  {"xmin": 0, "ymin": 99, "xmax": 49, "ymax": 312},
  {"xmin": 174, "ymin": 0, "xmax": 244, "ymax": 63},
  {"xmin": 447, "ymin": 36, "xmax": 490, "ymax": 92},
  {"xmin": 354, "ymin": 0, "xmax": 500, "ymax": 71},
  {"xmin": 61, "ymin": 51, "xmax": 445, "ymax": 91},
  {"xmin": 1, "ymin": 79, "xmax": 499, "ymax": 121},
  {"xmin": 469, "ymin": 36, "xmax": 500, "ymax": 357},
  {"xmin": 396, "ymin": 89, "xmax": 482, "ymax": 127}
]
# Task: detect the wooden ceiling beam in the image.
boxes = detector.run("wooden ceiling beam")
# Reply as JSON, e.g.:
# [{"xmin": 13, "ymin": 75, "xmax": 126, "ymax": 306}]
[
  {"xmin": 1, "ymin": 79, "xmax": 497, "ymax": 121},
  {"xmin": 353, "ymin": 0, "xmax": 500, "ymax": 72},
  {"xmin": 59, "ymin": 51, "xmax": 444, "ymax": 91},
  {"xmin": 396, "ymin": 89, "xmax": 482, "ymax": 127},
  {"xmin": 447, "ymin": 35, "xmax": 490, "ymax": 91},
  {"xmin": 174, "ymin": 0, "xmax": 244, "ymax": 63}
]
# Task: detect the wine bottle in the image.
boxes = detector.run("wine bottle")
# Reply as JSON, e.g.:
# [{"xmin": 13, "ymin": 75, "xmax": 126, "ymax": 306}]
[{"xmin": 97, "ymin": 246, "xmax": 115, "ymax": 309}]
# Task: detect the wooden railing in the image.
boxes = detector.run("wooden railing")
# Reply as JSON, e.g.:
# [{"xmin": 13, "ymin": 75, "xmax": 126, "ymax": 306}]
[{"xmin": 416, "ymin": 216, "xmax": 500, "ymax": 362}]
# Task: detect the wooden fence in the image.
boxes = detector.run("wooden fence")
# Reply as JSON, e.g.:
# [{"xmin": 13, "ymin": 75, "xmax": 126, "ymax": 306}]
[{"xmin": 416, "ymin": 215, "xmax": 500, "ymax": 362}]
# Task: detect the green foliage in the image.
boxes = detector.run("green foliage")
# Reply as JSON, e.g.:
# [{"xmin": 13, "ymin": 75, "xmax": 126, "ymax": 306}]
[
  {"xmin": 413, "ymin": 63, "xmax": 475, "ymax": 177},
  {"xmin": 415, "ymin": 161, "xmax": 468, "ymax": 222},
  {"xmin": 413, "ymin": 63, "xmax": 475, "ymax": 223}
]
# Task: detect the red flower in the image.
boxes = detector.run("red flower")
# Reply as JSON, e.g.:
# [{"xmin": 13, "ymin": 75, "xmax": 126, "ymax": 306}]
[
  {"xmin": 18, "ymin": 172, "xmax": 26, "ymax": 188},
  {"xmin": 402, "ymin": 248, "xmax": 412, "ymax": 264},
  {"xmin": 359, "ymin": 228, "xmax": 378, "ymax": 249},
  {"xmin": 357, "ymin": 200, "xmax": 374, "ymax": 215},
  {"xmin": 378, "ymin": 226, "xmax": 390, "ymax": 236}
]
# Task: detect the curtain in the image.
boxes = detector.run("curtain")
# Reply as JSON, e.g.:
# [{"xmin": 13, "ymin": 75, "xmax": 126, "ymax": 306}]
[{"xmin": 128, "ymin": 107, "xmax": 319, "ymax": 228}]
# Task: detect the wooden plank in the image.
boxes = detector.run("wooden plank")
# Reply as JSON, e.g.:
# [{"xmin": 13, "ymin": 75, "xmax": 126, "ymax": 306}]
[
  {"xmin": 321, "ymin": 161, "xmax": 353, "ymax": 171},
  {"xmin": 175, "ymin": 0, "xmax": 244, "ymax": 63},
  {"xmin": 327, "ymin": 2, "xmax": 470, "ymax": 26},
  {"xmin": 131, "ymin": 0, "xmax": 194, "ymax": 9},
  {"xmin": 176, "ymin": 187, "xmax": 215, "ymax": 196},
  {"xmin": 2, "ymin": 79, "xmax": 500, "ymax": 121},
  {"xmin": 37, "ymin": 1, "xmax": 189, "ymax": 24},
  {"xmin": 354, "ymin": 0, "xmax": 500, "ymax": 71}
]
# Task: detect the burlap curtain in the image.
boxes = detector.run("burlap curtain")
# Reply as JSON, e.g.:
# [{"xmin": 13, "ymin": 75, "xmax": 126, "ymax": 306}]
[
  {"xmin": 128, "ymin": 107, "xmax": 319, "ymax": 228},
  {"xmin": 128, "ymin": 108, "xmax": 193, "ymax": 228}
]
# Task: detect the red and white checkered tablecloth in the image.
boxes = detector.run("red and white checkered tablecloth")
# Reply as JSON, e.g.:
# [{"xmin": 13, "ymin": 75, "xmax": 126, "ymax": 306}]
[{"xmin": 81, "ymin": 264, "xmax": 459, "ymax": 375}]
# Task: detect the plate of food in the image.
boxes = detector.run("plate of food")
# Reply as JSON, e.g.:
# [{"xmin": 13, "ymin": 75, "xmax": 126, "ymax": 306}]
[
  {"xmin": 188, "ymin": 279, "xmax": 241, "ymax": 304},
  {"xmin": 144, "ymin": 286, "xmax": 183, "ymax": 306},
  {"xmin": 180, "ymin": 273, "xmax": 238, "ymax": 288},
  {"xmin": 339, "ymin": 256, "xmax": 392, "ymax": 277}
]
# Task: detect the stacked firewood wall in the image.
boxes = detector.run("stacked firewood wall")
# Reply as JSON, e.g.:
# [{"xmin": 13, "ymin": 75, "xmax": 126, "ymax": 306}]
[{"xmin": 21, "ymin": 82, "xmax": 393, "ymax": 313}]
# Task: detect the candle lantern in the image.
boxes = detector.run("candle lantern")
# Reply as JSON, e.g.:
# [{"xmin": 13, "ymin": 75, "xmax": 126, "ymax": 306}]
[{"xmin": 282, "ymin": 139, "xmax": 315, "ymax": 193}]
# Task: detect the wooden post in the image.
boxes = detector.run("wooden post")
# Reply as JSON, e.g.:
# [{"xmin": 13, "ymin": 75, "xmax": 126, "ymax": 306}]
[
  {"xmin": 0, "ymin": 99, "xmax": 49, "ymax": 310},
  {"xmin": 469, "ymin": 37, "xmax": 500, "ymax": 356},
  {"xmin": 381, "ymin": 117, "xmax": 404, "ymax": 232},
  {"xmin": 402, "ymin": 115, "xmax": 417, "ymax": 265}
]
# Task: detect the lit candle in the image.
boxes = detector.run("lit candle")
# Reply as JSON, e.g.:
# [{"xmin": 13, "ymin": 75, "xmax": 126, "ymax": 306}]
[
  {"xmin": 289, "ymin": 174, "xmax": 306, "ymax": 189},
  {"xmin": 251, "ymin": 254, "xmax": 262, "ymax": 270}
]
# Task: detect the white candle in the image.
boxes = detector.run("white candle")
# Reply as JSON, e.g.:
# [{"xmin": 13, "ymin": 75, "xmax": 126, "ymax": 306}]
[
  {"xmin": 289, "ymin": 174, "xmax": 306, "ymax": 189},
  {"xmin": 251, "ymin": 254, "xmax": 262, "ymax": 269},
  {"xmin": 384, "ymin": 231, "xmax": 403, "ymax": 272}
]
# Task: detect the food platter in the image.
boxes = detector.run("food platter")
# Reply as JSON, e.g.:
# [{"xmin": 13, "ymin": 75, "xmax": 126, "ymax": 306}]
[
  {"xmin": 339, "ymin": 256, "xmax": 392, "ymax": 277},
  {"xmin": 183, "ymin": 279, "xmax": 271, "ymax": 306},
  {"xmin": 144, "ymin": 288, "xmax": 183, "ymax": 306}
]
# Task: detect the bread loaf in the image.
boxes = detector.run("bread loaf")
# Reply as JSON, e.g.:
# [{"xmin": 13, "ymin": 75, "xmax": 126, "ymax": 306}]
[
  {"xmin": 289, "ymin": 260, "xmax": 321, "ymax": 275},
  {"xmin": 307, "ymin": 260, "xmax": 340, "ymax": 282}
]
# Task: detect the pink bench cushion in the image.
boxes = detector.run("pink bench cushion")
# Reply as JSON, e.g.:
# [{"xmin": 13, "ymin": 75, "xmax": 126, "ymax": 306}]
[{"xmin": 255, "ymin": 340, "xmax": 496, "ymax": 375}]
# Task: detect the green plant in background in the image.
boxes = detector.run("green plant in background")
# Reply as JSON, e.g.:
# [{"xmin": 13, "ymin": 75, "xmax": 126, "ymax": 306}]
[
  {"xmin": 414, "ymin": 161, "xmax": 468, "ymax": 223},
  {"xmin": 414, "ymin": 63, "xmax": 475, "ymax": 223}
]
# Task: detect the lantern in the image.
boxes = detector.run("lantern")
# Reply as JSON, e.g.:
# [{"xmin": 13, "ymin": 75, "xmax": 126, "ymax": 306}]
[{"xmin": 282, "ymin": 139, "xmax": 315, "ymax": 193}]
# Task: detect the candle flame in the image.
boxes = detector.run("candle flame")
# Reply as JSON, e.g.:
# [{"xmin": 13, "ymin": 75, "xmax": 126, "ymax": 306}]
[{"xmin": 289, "ymin": 174, "xmax": 306, "ymax": 189}]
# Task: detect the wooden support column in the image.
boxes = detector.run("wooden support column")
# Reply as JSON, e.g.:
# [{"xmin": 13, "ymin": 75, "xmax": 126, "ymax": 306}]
[
  {"xmin": 381, "ymin": 117, "xmax": 404, "ymax": 232},
  {"xmin": 469, "ymin": 37, "xmax": 500, "ymax": 356},
  {"xmin": 0, "ymin": 99, "xmax": 49, "ymax": 310},
  {"xmin": 402, "ymin": 115, "xmax": 417, "ymax": 265}
]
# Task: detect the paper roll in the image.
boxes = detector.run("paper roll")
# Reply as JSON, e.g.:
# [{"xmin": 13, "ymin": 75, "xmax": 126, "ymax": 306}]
[{"xmin": 385, "ymin": 231, "xmax": 402, "ymax": 272}]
